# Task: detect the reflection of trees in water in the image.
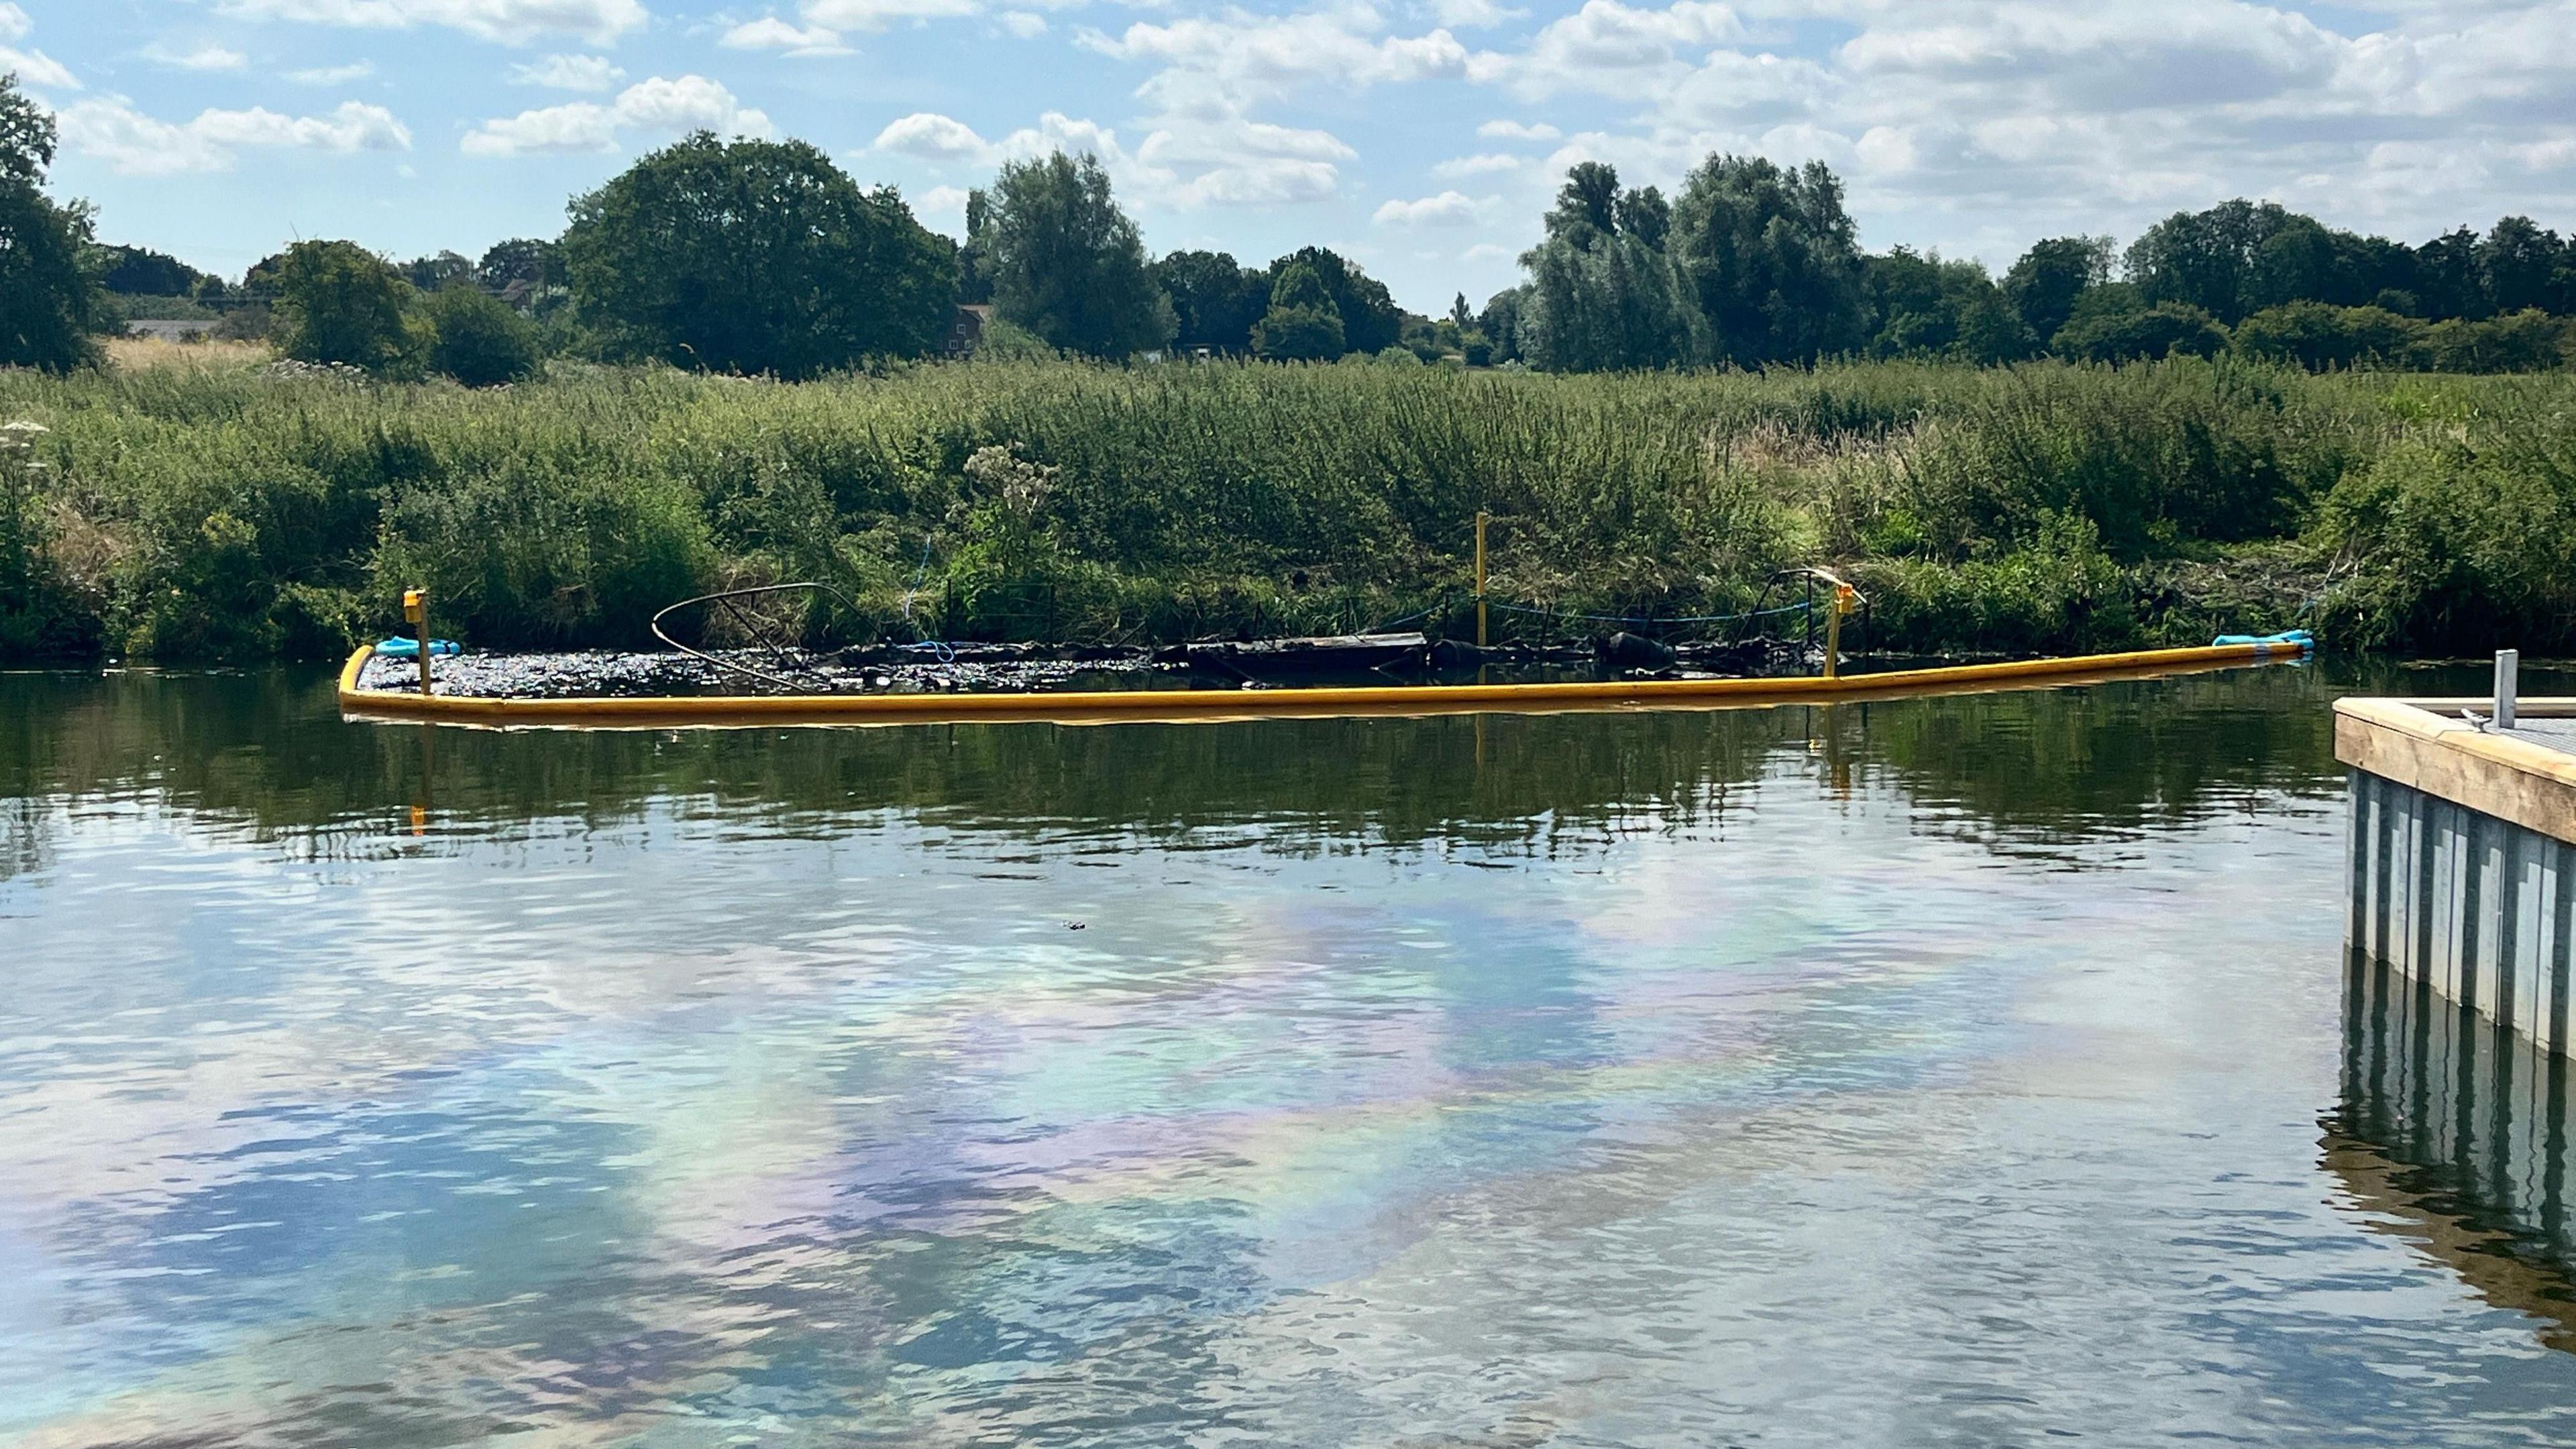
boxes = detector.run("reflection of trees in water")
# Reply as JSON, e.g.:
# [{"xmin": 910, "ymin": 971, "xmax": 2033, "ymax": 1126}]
[
  {"xmin": 2326, "ymin": 951, "xmax": 2576, "ymax": 1352},
  {"xmin": 0, "ymin": 664, "xmax": 2357, "ymax": 881}
]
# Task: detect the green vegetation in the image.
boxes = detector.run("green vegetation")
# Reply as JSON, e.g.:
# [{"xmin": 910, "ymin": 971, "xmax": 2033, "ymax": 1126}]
[
  {"xmin": 0, "ymin": 354, "xmax": 2567, "ymax": 664},
  {"xmin": 0, "ymin": 76, "xmax": 103, "ymax": 373},
  {"xmin": 972, "ymin": 152, "xmax": 1174, "ymax": 359},
  {"xmin": 561, "ymin": 133, "xmax": 955, "ymax": 378}
]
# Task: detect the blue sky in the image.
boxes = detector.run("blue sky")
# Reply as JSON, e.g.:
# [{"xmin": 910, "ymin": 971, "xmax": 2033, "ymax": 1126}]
[{"xmin": 8, "ymin": 0, "xmax": 2575, "ymax": 313}]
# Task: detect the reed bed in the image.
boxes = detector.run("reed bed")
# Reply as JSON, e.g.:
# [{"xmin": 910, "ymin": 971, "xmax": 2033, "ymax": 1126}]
[{"xmin": 0, "ymin": 354, "xmax": 2565, "ymax": 660}]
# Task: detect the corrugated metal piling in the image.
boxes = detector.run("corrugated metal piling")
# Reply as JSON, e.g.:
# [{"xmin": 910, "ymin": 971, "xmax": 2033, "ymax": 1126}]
[{"xmin": 2338, "ymin": 658, "xmax": 2576, "ymax": 1057}]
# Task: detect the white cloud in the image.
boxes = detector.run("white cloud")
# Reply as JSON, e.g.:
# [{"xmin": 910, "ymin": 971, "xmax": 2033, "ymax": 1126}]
[
  {"xmin": 804, "ymin": 0, "xmax": 979, "ymax": 31},
  {"xmin": 1431, "ymin": 0, "xmax": 1525, "ymax": 28},
  {"xmin": 509, "ymin": 53, "xmax": 624, "ymax": 89},
  {"xmin": 1435, "ymin": 151, "xmax": 1521, "ymax": 177},
  {"xmin": 0, "ymin": 4, "xmax": 25, "ymax": 42},
  {"xmin": 59, "ymin": 97, "xmax": 411, "ymax": 174},
  {"xmin": 1477, "ymin": 118, "xmax": 1560, "ymax": 141},
  {"xmin": 1375, "ymin": 190, "xmax": 1487, "ymax": 225},
  {"xmin": 288, "ymin": 60, "xmax": 377, "ymax": 83},
  {"xmin": 1085, "ymin": 11, "xmax": 1469, "ymax": 111},
  {"xmin": 722, "ymin": 17, "xmax": 852, "ymax": 54},
  {"xmin": 873, "ymin": 110, "xmax": 991, "ymax": 162},
  {"xmin": 0, "ymin": 44, "xmax": 75, "ymax": 89},
  {"xmin": 1473, "ymin": 0, "xmax": 1747, "ymax": 99},
  {"xmin": 462, "ymin": 74, "xmax": 771, "ymax": 155},
  {"xmin": 147, "ymin": 42, "xmax": 251, "ymax": 70},
  {"xmin": 996, "ymin": 10, "xmax": 1045, "ymax": 38},
  {"xmin": 213, "ymin": 0, "xmax": 648, "ymax": 47},
  {"xmin": 918, "ymin": 182, "xmax": 969, "ymax": 214}
]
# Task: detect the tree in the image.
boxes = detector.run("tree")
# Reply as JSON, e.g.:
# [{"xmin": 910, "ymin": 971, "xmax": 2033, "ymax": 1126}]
[
  {"xmin": 1866, "ymin": 248, "xmax": 2033, "ymax": 364},
  {"xmin": 2123, "ymin": 199, "xmax": 2302, "ymax": 324},
  {"xmin": 1667, "ymin": 154, "xmax": 1870, "ymax": 366},
  {"xmin": 1153, "ymin": 250, "xmax": 1265, "ymax": 353},
  {"xmin": 402, "ymin": 251, "xmax": 474, "ymax": 292},
  {"xmin": 97, "ymin": 246, "xmax": 213, "ymax": 297},
  {"xmin": 2231, "ymin": 302, "xmax": 2419, "ymax": 370},
  {"xmin": 1261, "ymin": 246, "xmax": 1401, "ymax": 356},
  {"xmin": 423, "ymin": 285, "xmax": 541, "ymax": 386},
  {"xmin": 978, "ymin": 151, "xmax": 1173, "ymax": 359},
  {"xmin": 476, "ymin": 238, "xmax": 566, "ymax": 294},
  {"xmin": 1479, "ymin": 289, "xmax": 1525, "ymax": 362},
  {"xmin": 271, "ymin": 240, "xmax": 421, "ymax": 372},
  {"xmin": 564, "ymin": 131, "xmax": 956, "ymax": 378},
  {"xmin": 1250, "ymin": 259, "xmax": 1346, "ymax": 361},
  {"xmin": 2003, "ymin": 237, "xmax": 2112, "ymax": 350},
  {"xmin": 2412, "ymin": 225, "xmax": 2485, "ymax": 321},
  {"xmin": 2477, "ymin": 217, "xmax": 2562, "ymax": 317},
  {"xmin": 2052, "ymin": 287, "xmax": 2229, "ymax": 364},
  {"xmin": 0, "ymin": 74, "xmax": 104, "ymax": 373},
  {"xmin": 1517, "ymin": 162, "xmax": 1702, "ymax": 372}
]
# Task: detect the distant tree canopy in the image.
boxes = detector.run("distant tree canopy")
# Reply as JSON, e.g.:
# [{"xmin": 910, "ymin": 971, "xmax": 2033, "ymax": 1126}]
[
  {"xmin": 1153, "ymin": 250, "xmax": 1267, "ymax": 354},
  {"xmin": 978, "ymin": 152, "xmax": 1173, "ymax": 358},
  {"xmin": 97, "ymin": 245, "xmax": 216, "ymax": 298},
  {"xmin": 1250, "ymin": 258, "xmax": 1345, "ymax": 361},
  {"xmin": 421, "ymin": 285, "xmax": 541, "ymax": 387},
  {"xmin": 0, "ymin": 74, "xmax": 104, "ymax": 373},
  {"xmin": 1491, "ymin": 152, "xmax": 2573, "ymax": 374},
  {"xmin": 270, "ymin": 240, "xmax": 421, "ymax": 372},
  {"xmin": 1516, "ymin": 163, "xmax": 1701, "ymax": 372},
  {"xmin": 1668, "ymin": 155, "xmax": 1870, "ymax": 366},
  {"xmin": 1265, "ymin": 246, "xmax": 1401, "ymax": 356},
  {"xmin": 564, "ymin": 131, "xmax": 955, "ymax": 378}
]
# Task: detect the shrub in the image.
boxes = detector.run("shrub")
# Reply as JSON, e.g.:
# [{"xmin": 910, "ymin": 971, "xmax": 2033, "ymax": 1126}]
[{"xmin": 423, "ymin": 287, "xmax": 541, "ymax": 387}]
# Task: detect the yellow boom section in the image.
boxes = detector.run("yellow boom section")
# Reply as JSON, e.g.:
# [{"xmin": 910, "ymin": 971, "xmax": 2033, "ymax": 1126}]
[{"xmin": 338, "ymin": 637, "xmax": 2311, "ymax": 731}]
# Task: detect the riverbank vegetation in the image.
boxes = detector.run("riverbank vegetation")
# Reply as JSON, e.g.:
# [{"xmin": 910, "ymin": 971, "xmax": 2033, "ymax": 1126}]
[{"xmin": 1, "ymin": 356, "xmax": 2567, "ymax": 663}]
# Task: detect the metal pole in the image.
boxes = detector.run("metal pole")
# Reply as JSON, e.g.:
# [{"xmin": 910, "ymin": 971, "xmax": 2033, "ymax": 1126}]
[
  {"xmin": 1474, "ymin": 511, "xmax": 1489, "ymax": 650},
  {"xmin": 2496, "ymin": 649, "xmax": 2519, "ymax": 731},
  {"xmin": 402, "ymin": 586, "xmax": 433, "ymax": 697},
  {"xmin": 1823, "ymin": 586, "xmax": 1845, "ymax": 680}
]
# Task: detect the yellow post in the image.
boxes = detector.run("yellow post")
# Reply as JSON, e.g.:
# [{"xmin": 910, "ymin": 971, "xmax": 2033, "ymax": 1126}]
[
  {"xmin": 1821, "ymin": 583, "xmax": 1855, "ymax": 680},
  {"xmin": 1474, "ymin": 511, "xmax": 1489, "ymax": 649},
  {"xmin": 402, "ymin": 586, "xmax": 433, "ymax": 697}
]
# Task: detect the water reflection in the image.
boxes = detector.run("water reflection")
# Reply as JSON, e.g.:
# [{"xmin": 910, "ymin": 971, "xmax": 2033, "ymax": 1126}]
[
  {"xmin": 0, "ymin": 662, "xmax": 2365, "ymax": 879},
  {"xmin": 2328, "ymin": 950, "xmax": 2576, "ymax": 1349},
  {"xmin": 13, "ymin": 659, "xmax": 2576, "ymax": 1446}
]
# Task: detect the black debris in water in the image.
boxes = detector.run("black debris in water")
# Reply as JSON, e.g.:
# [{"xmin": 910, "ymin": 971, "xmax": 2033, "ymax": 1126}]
[{"xmin": 356, "ymin": 635, "xmax": 1824, "ymax": 700}]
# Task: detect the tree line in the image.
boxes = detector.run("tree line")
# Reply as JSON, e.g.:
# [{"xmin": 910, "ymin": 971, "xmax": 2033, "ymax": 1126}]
[{"xmin": 6, "ymin": 68, "xmax": 2574, "ymax": 380}]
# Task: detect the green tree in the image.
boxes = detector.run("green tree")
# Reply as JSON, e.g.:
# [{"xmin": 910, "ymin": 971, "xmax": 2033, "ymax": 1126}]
[
  {"xmin": 2124, "ymin": 199, "xmax": 2302, "ymax": 324},
  {"xmin": 564, "ymin": 131, "xmax": 955, "ymax": 378},
  {"xmin": 2231, "ymin": 301, "xmax": 2420, "ymax": 370},
  {"xmin": 1250, "ymin": 260, "xmax": 1345, "ymax": 360},
  {"xmin": 272, "ymin": 239, "xmax": 421, "ymax": 372},
  {"xmin": 2053, "ymin": 288, "xmax": 2229, "ymax": 364},
  {"xmin": 1866, "ymin": 248, "xmax": 2034, "ymax": 364},
  {"xmin": 1667, "ymin": 154, "xmax": 1869, "ymax": 366},
  {"xmin": 2003, "ymin": 237, "xmax": 2110, "ymax": 347},
  {"xmin": 423, "ymin": 285, "xmax": 542, "ymax": 386},
  {"xmin": 2477, "ymin": 217, "xmax": 2563, "ymax": 317},
  {"xmin": 0, "ymin": 74, "xmax": 104, "ymax": 373},
  {"xmin": 1260, "ymin": 246, "xmax": 1401, "ymax": 356},
  {"xmin": 1152, "ymin": 250, "xmax": 1265, "ymax": 353},
  {"xmin": 1517, "ymin": 164, "xmax": 1701, "ymax": 372},
  {"xmin": 97, "ymin": 246, "xmax": 214, "ymax": 298},
  {"xmin": 476, "ymin": 238, "xmax": 566, "ymax": 294},
  {"xmin": 2414, "ymin": 310, "xmax": 2567, "ymax": 373},
  {"xmin": 979, "ymin": 151, "xmax": 1174, "ymax": 358}
]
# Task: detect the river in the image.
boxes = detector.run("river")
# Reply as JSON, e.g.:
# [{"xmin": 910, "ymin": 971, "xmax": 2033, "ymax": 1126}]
[{"xmin": 5, "ymin": 659, "xmax": 2574, "ymax": 1446}]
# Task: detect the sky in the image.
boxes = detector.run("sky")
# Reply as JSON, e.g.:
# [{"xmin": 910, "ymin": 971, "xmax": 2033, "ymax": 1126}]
[{"xmin": 6, "ymin": 0, "xmax": 2575, "ymax": 313}]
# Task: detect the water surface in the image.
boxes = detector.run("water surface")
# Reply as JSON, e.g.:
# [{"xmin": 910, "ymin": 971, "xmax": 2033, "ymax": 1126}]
[{"xmin": 5, "ymin": 660, "xmax": 2575, "ymax": 1446}]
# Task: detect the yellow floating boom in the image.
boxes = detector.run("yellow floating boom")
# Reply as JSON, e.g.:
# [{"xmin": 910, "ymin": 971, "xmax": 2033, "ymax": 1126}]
[{"xmin": 338, "ymin": 636, "xmax": 2312, "ymax": 731}]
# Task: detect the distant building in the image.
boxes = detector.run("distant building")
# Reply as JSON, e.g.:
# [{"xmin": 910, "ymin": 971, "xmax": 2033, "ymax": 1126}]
[
  {"xmin": 945, "ymin": 305, "xmax": 991, "ymax": 358},
  {"xmin": 126, "ymin": 319, "xmax": 214, "ymax": 343}
]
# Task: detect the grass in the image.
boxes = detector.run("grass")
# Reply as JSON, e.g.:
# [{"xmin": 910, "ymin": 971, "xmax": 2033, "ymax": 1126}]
[
  {"xmin": 97, "ymin": 337, "xmax": 276, "ymax": 372},
  {"xmin": 0, "ymin": 353, "xmax": 2566, "ymax": 662}
]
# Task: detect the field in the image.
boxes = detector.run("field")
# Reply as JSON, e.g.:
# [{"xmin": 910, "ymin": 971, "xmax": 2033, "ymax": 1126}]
[{"xmin": 1, "ymin": 350, "xmax": 2569, "ymax": 661}]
